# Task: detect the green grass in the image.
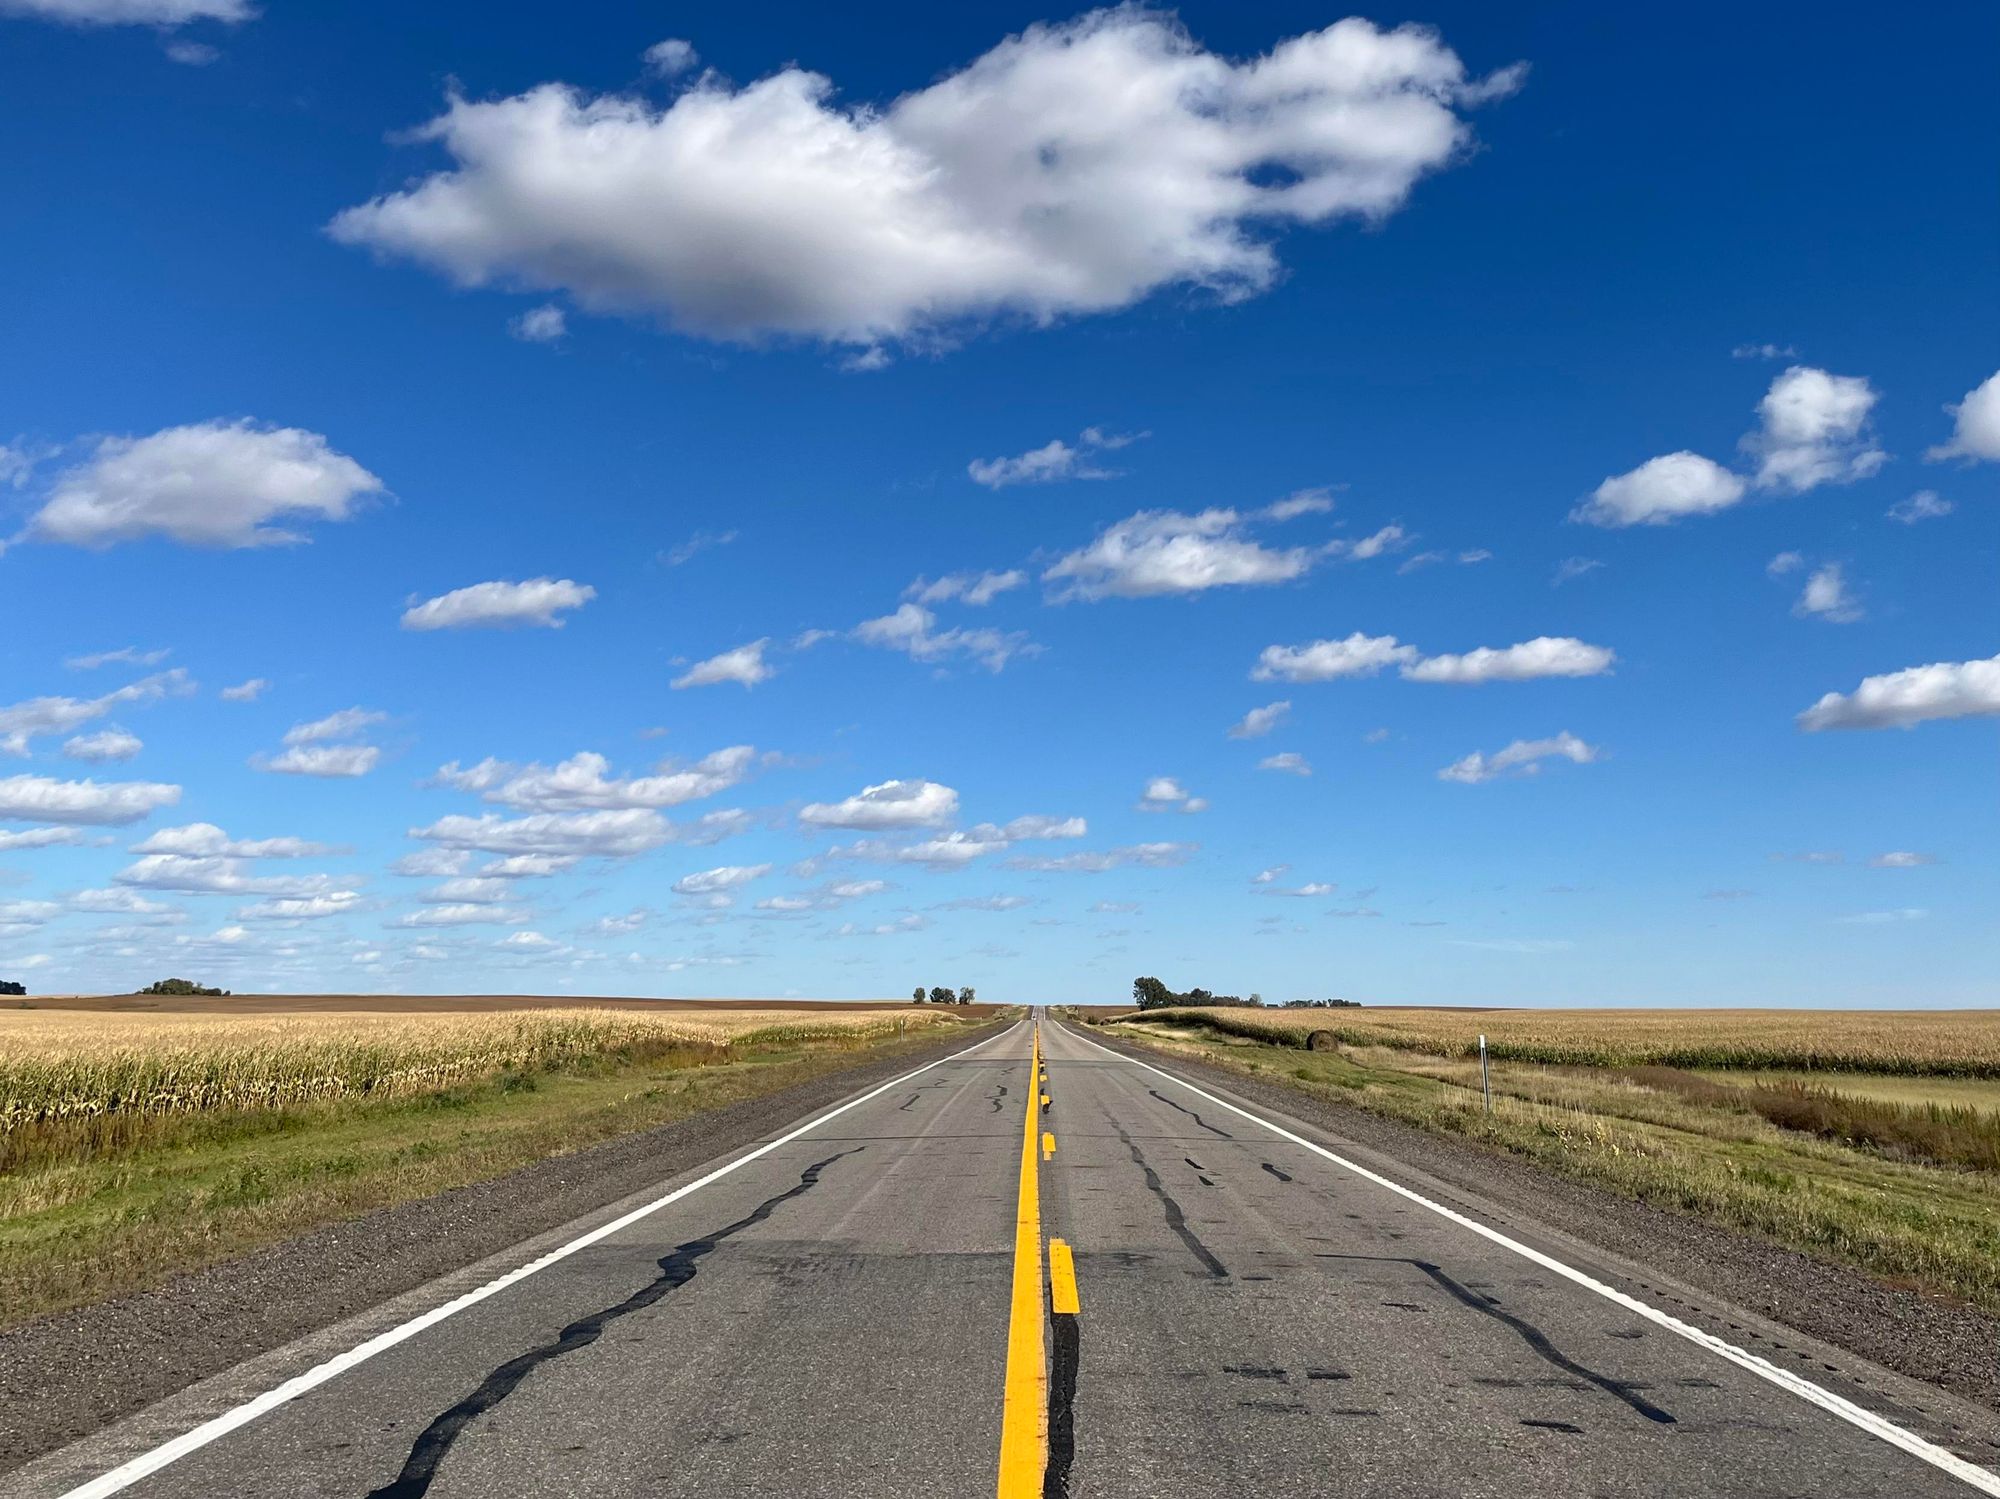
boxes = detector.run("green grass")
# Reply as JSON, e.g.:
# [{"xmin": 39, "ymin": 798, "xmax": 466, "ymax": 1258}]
[
  {"xmin": 1099, "ymin": 1019, "xmax": 2000, "ymax": 1312},
  {"xmin": 0, "ymin": 1025, "xmax": 981, "ymax": 1328}
]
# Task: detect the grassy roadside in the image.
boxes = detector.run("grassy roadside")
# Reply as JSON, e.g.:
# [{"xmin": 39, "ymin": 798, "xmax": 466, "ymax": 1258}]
[
  {"xmin": 0, "ymin": 1016, "xmax": 996, "ymax": 1328},
  {"xmin": 1089, "ymin": 1016, "xmax": 2000, "ymax": 1312}
]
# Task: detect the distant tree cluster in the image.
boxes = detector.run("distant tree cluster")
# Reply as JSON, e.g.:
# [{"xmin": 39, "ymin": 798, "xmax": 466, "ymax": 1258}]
[
  {"xmin": 137, "ymin": 978, "xmax": 229, "ymax": 997},
  {"xmin": 1280, "ymin": 998, "xmax": 1362, "ymax": 1009},
  {"xmin": 0, "ymin": 980, "xmax": 24, "ymax": 997},
  {"xmin": 912, "ymin": 985, "xmax": 975, "ymax": 1005},
  {"xmin": 1131, "ymin": 977, "xmax": 1261, "ymax": 1010}
]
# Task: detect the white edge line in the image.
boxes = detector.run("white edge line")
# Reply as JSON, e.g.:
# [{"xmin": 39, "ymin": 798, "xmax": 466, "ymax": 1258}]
[
  {"xmin": 1058, "ymin": 1021, "xmax": 2000, "ymax": 1496},
  {"xmin": 56, "ymin": 1019, "xmax": 1025, "ymax": 1499}
]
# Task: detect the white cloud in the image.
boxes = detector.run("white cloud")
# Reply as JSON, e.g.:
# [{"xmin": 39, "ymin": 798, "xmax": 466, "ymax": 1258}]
[
  {"xmin": 1401, "ymin": 637, "xmax": 1615, "ymax": 685},
  {"xmin": 24, "ymin": 420, "xmax": 381, "ymax": 549},
  {"xmin": 1798, "ymin": 653, "xmax": 2000, "ymax": 732},
  {"xmin": 411, "ymin": 805, "xmax": 742, "ymax": 859},
  {"xmin": 1258, "ymin": 751, "xmax": 1311, "ymax": 776},
  {"xmin": 1007, "ymin": 841, "xmax": 1194, "ymax": 873},
  {"xmin": 1887, "ymin": 490, "xmax": 1952, "ymax": 525},
  {"xmin": 238, "ymin": 892, "xmax": 367, "ymax": 921},
  {"xmin": 0, "ymin": 773, "xmax": 180, "ymax": 825},
  {"xmin": 1869, "ymin": 851, "xmax": 1936, "ymax": 869},
  {"xmin": 1551, "ymin": 557, "xmax": 1601, "ymax": 586},
  {"xmin": 1252, "ymin": 866, "xmax": 1288, "ymax": 884},
  {"xmin": 0, "ymin": 0, "xmax": 251, "ymax": 24},
  {"xmin": 853, "ymin": 603, "xmax": 1029, "ymax": 672},
  {"xmin": 115, "ymin": 855, "xmax": 355, "ymax": 898},
  {"xmin": 642, "ymin": 37, "xmax": 698, "ymax": 76},
  {"xmin": 131, "ymin": 822, "xmax": 336, "ymax": 858},
  {"xmin": 1732, "ymin": 343, "xmax": 1797, "ymax": 361},
  {"xmin": 662, "ymin": 529, "xmax": 737, "ymax": 566},
  {"xmin": 1794, "ymin": 562, "xmax": 1861, "ymax": 623},
  {"xmin": 434, "ymin": 746, "xmax": 754, "ymax": 813},
  {"xmin": 391, "ymin": 847, "xmax": 469, "ymax": 878},
  {"xmin": 0, "ymin": 668, "xmax": 191, "ymax": 755},
  {"xmin": 1927, "ymin": 370, "xmax": 2000, "ymax": 464},
  {"xmin": 1253, "ymin": 632, "xmax": 1416, "ymax": 682},
  {"xmin": 1838, "ymin": 908, "xmax": 1928, "ymax": 925},
  {"xmin": 262, "ymin": 744, "xmax": 381, "ymax": 778},
  {"xmin": 1228, "ymin": 700, "xmax": 1289, "ymax": 739},
  {"xmin": 391, "ymin": 903, "xmax": 525, "ymax": 928},
  {"xmin": 1263, "ymin": 489, "xmax": 1335, "ymax": 522},
  {"xmin": 509, "ymin": 304, "xmax": 567, "ymax": 342},
  {"xmin": 401, "ymin": 578, "xmax": 594, "ymax": 630},
  {"xmin": 1000, "ymin": 814, "xmax": 1085, "ymax": 840},
  {"xmin": 163, "ymin": 38, "xmax": 216, "ymax": 64},
  {"xmin": 800, "ymin": 779, "xmax": 958, "ymax": 830},
  {"xmin": 64, "ymin": 728, "xmax": 142, "ymax": 763},
  {"xmin": 220, "ymin": 677, "xmax": 268, "ymax": 702},
  {"xmin": 672, "ymin": 639, "xmax": 773, "ymax": 689},
  {"xmin": 329, "ymin": 13, "xmax": 1514, "ymax": 350},
  {"xmin": 0, "ymin": 827, "xmax": 85, "ymax": 851},
  {"xmin": 1343, "ymin": 523, "xmax": 1407, "ymax": 560},
  {"xmin": 1137, "ymin": 776, "xmax": 1206, "ymax": 813},
  {"xmin": 1744, "ymin": 366, "xmax": 1885, "ymax": 492},
  {"xmin": 672, "ymin": 863, "xmax": 771, "ymax": 896},
  {"xmin": 1572, "ymin": 451, "xmax": 1745, "ymax": 528},
  {"xmin": 968, "ymin": 427, "xmax": 1139, "ymax": 488},
  {"xmin": 1048, "ymin": 507, "xmax": 1323, "ymax": 600},
  {"xmin": 498, "ymin": 930, "xmax": 560, "ymax": 951},
  {"xmin": 1438, "ymin": 731, "xmax": 1599, "ymax": 784},
  {"xmin": 284, "ymin": 707, "xmax": 384, "ymax": 745},
  {"xmin": 1266, "ymin": 881, "xmax": 1335, "ymax": 898},
  {"xmin": 905, "ymin": 570, "xmax": 1025, "ymax": 606},
  {"xmin": 67, "ymin": 887, "xmax": 177, "ymax": 916},
  {"xmin": 66, "ymin": 646, "xmax": 169, "ymax": 670},
  {"xmin": 1766, "ymin": 550, "xmax": 1804, "ymax": 576},
  {"xmin": 828, "ymin": 831, "xmax": 1011, "ymax": 869},
  {"xmin": 834, "ymin": 915, "xmax": 929, "ymax": 939}
]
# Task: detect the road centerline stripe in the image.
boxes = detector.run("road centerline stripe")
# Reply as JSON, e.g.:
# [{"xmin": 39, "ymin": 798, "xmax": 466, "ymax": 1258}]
[
  {"xmin": 1059, "ymin": 1021, "xmax": 2000, "ymax": 1496},
  {"xmin": 996, "ymin": 1021, "xmax": 1048, "ymax": 1498}
]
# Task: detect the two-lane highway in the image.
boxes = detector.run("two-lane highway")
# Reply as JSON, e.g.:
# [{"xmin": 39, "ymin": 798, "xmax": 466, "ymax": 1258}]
[{"xmin": 9, "ymin": 1013, "xmax": 1999, "ymax": 1498}]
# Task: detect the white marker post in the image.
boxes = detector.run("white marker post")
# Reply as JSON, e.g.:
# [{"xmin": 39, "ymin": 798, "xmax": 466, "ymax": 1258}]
[{"xmin": 1479, "ymin": 1033, "xmax": 1491, "ymax": 1114}]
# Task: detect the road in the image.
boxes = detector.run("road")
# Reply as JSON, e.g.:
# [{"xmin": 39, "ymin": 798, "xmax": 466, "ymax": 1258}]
[{"xmin": 9, "ymin": 1013, "xmax": 2000, "ymax": 1498}]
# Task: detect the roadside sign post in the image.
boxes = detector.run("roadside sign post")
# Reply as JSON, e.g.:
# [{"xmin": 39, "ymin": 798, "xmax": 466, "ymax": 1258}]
[{"xmin": 1479, "ymin": 1034, "xmax": 1491, "ymax": 1114}]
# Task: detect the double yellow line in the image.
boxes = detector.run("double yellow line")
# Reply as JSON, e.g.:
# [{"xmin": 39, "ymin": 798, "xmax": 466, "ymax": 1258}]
[{"xmin": 997, "ymin": 1019, "xmax": 1079, "ymax": 1496}]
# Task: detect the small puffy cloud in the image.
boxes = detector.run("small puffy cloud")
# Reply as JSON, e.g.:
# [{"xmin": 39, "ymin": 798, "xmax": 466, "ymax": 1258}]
[
  {"xmin": 1798, "ymin": 653, "xmax": 2000, "ymax": 732},
  {"xmin": 1793, "ymin": 562, "xmax": 1861, "ymax": 623},
  {"xmin": 1744, "ymin": 366, "xmax": 1885, "ymax": 493},
  {"xmin": 220, "ymin": 677, "xmax": 268, "ymax": 702},
  {"xmin": 1887, "ymin": 490, "xmax": 1952, "ymax": 524},
  {"xmin": 0, "ymin": 0, "xmax": 252, "ymax": 23},
  {"xmin": 285, "ymin": 707, "xmax": 384, "ymax": 745},
  {"xmin": 643, "ymin": 38, "xmax": 698, "ymax": 76},
  {"xmin": 64, "ymin": 728, "xmax": 142, "ymax": 763},
  {"xmin": 1573, "ymin": 452, "xmax": 1745, "ymax": 528},
  {"xmin": 853, "ymin": 603, "xmax": 1030, "ymax": 672},
  {"xmin": 401, "ymin": 578, "xmax": 594, "ymax": 631},
  {"xmin": 1869, "ymin": 851, "xmax": 1936, "ymax": 869},
  {"xmin": 1402, "ymin": 637, "xmax": 1615, "ymax": 685},
  {"xmin": 509, "ymin": 304, "xmax": 567, "ymax": 342},
  {"xmin": 435, "ymin": 746, "xmax": 754, "ymax": 813},
  {"xmin": 131, "ymin": 822, "xmax": 336, "ymax": 858},
  {"xmin": 905, "ymin": 570, "xmax": 1025, "ymax": 607},
  {"xmin": 1342, "ymin": 524, "xmax": 1408, "ymax": 561},
  {"xmin": 1007, "ymin": 841, "xmax": 1194, "ymax": 873},
  {"xmin": 671, "ymin": 863, "xmax": 771, "ymax": 896},
  {"xmin": 1732, "ymin": 343, "xmax": 1797, "ymax": 361},
  {"xmin": 1551, "ymin": 557, "xmax": 1602, "ymax": 586},
  {"xmin": 1001, "ymin": 814, "xmax": 1085, "ymax": 840},
  {"xmin": 1228, "ymin": 700, "xmax": 1289, "ymax": 739},
  {"xmin": 1438, "ymin": 731, "xmax": 1599, "ymax": 784},
  {"xmin": 262, "ymin": 744, "xmax": 382, "ymax": 778},
  {"xmin": 329, "ymin": 13, "xmax": 1514, "ymax": 350},
  {"xmin": 1252, "ymin": 866, "xmax": 1288, "ymax": 884},
  {"xmin": 800, "ymin": 778, "xmax": 958, "ymax": 830},
  {"xmin": 0, "ymin": 668, "xmax": 191, "ymax": 755},
  {"xmin": 1926, "ymin": 370, "xmax": 2000, "ymax": 464},
  {"xmin": 24, "ymin": 420, "xmax": 381, "ymax": 549},
  {"xmin": 1258, "ymin": 751, "xmax": 1311, "ymax": 776},
  {"xmin": 66, "ymin": 646, "xmax": 169, "ymax": 670},
  {"xmin": 1046, "ymin": 507, "xmax": 1324, "ymax": 600},
  {"xmin": 1263, "ymin": 489, "xmax": 1335, "ymax": 522},
  {"xmin": 1767, "ymin": 550, "xmax": 1804, "ymax": 576},
  {"xmin": 0, "ymin": 773, "xmax": 180, "ymax": 825},
  {"xmin": 968, "ymin": 427, "xmax": 1139, "ymax": 488},
  {"xmin": 672, "ymin": 639, "xmax": 772, "ymax": 689},
  {"xmin": 1137, "ymin": 776, "xmax": 1206, "ymax": 813},
  {"xmin": 1252, "ymin": 632, "xmax": 1416, "ymax": 683}
]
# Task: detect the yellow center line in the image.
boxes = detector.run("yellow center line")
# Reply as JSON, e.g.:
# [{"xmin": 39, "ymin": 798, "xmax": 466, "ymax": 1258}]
[
  {"xmin": 1042, "ymin": 1131, "xmax": 1056, "ymax": 1160},
  {"xmin": 1048, "ymin": 1238, "xmax": 1080, "ymax": 1316},
  {"xmin": 996, "ymin": 1021, "xmax": 1047, "ymax": 1497}
]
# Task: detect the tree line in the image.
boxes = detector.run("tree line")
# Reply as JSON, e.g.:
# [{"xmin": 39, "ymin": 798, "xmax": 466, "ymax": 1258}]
[
  {"xmin": 0, "ymin": 980, "xmax": 23, "ymax": 997},
  {"xmin": 913, "ymin": 986, "xmax": 976, "ymax": 1004},
  {"xmin": 1131, "ymin": 977, "xmax": 1359, "ymax": 1010}
]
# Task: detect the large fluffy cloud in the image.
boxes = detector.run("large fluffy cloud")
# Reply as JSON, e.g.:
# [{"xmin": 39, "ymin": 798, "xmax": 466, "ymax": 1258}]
[
  {"xmin": 1045, "ymin": 508, "xmax": 1320, "ymax": 600},
  {"xmin": 1928, "ymin": 369, "xmax": 2000, "ymax": 464},
  {"xmin": 24, "ymin": 421, "xmax": 381, "ymax": 549},
  {"xmin": 1572, "ymin": 452, "xmax": 1745, "ymax": 528},
  {"xmin": 0, "ymin": 773, "xmax": 180, "ymax": 825},
  {"xmin": 1743, "ymin": 366, "xmax": 1885, "ymax": 492},
  {"xmin": 330, "ymin": 13, "xmax": 1518, "ymax": 350},
  {"xmin": 1253, "ymin": 632, "xmax": 1417, "ymax": 682},
  {"xmin": 1797, "ymin": 654, "xmax": 2000, "ymax": 732},
  {"xmin": 433, "ymin": 746, "xmax": 754, "ymax": 812},
  {"xmin": 1402, "ymin": 637, "xmax": 1615, "ymax": 684},
  {"xmin": 800, "ymin": 779, "xmax": 959, "ymax": 830},
  {"xmin": 401, "ymin": 578, "xmax": 595, "ymax": 631}
]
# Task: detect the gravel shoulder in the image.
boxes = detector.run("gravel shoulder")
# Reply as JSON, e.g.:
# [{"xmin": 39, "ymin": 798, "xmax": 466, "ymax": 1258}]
[
  {"xmin": 0, "ymin": 1021, "xmax": 1002, "ymax": 1473},
  {"xmin": 1084, "ymin": 1023, "xmax": 2000, "ymax": 1416}
]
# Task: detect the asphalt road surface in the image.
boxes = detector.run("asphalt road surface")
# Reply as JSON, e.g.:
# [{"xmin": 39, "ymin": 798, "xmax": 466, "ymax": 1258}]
[{"xmin": 11, "ymin": 1013, "xmax": 2000, "ymax": 1498}]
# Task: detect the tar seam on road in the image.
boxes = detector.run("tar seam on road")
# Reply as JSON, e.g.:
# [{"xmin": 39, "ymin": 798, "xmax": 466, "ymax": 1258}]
[
  {"xmin": 1146, "ymin": 1087, "xmax": 1233, "ymax": 1138},
  {"xmin": 1113, "ymin": 1121, "xmax": 1227, "ymax": 1280},
  {"xmin": 1318, "ymin": 1253, "xmax": 1675, "ymax": 1425},
  {"xmin": 47, "ymin": 1023, "xmax": 1021, "ymax": 1499},
  {"xmin": 1060, "ymin": 1023, "xmax": 2000, "ymax": 1496},
  {"xmin": 366, "ymin": 1149, "xmax": 863, "ymax": 1498}
]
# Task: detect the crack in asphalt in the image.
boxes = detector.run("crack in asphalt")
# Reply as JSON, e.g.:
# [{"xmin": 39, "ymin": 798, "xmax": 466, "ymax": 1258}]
[
  {"xmin": 1115, "ymin": 1123, "xmax": 1228, "ymax": 1280},
  {"xmin": 363, "ymin": 1148, "xmax": 864, "ymax": 1497},
  {"xmin": 1147, "ymin": 1088, "xmax": 1234, "ymax": 1138}
]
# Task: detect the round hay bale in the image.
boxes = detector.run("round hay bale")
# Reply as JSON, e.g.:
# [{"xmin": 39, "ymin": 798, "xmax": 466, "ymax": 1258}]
[{"xmin": 1306, "ymin": 1030, "xmax": 1338, "ymax": 1052}]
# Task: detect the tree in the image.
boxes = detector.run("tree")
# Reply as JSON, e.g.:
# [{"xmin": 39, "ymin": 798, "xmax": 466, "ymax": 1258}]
[
  {"xmin": 138, "ymin": 978, "xmax": 227, "ymax": 997},
  {"xmin": 0, "ymin": 980, "xmax": 24, "ymax": 997},
  {"xmin": 913, "ymin": 986, "xmax": 926, "ymax": 1003},
  {"xmin": 958, "ymin": 986, "xmax": 975, "ymax": 1005},
  {"xmin": 929, "ymin": 986, "xmax": 954, "ymax": 1004},
  {"xmin": 1132, "ymin": 976, "xmax": 1173, "ymax": 1010}
]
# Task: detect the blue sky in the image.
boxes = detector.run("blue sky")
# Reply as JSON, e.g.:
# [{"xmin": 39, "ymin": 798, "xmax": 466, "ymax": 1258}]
[{"xmin": 0, "ymin": 1, "xmax": 1994, "ymax": 1005}]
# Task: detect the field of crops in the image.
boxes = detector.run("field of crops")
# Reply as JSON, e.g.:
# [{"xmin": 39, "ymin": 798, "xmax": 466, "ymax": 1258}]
[
  {"xmin": 0, "ymin": 1006, "xmax": 960, "ymax": 1137},
  {"xmin": 1120, "ymin": 1006, "xmax": 2000, "ymax": 1076}
]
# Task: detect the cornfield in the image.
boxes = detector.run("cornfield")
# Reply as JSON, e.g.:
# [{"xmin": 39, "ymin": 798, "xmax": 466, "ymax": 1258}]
[
  {"xmin": 1117, "ymin": 1006, "xmax": 2000, "ymax": 1077},
  {"xmin": 0, "ymin": 1007, "xmax": 959, "ymax": 1133}
]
